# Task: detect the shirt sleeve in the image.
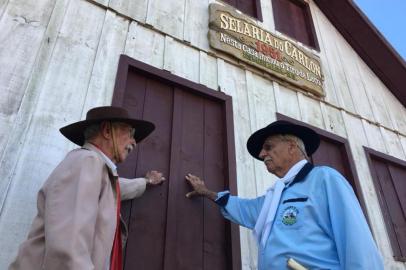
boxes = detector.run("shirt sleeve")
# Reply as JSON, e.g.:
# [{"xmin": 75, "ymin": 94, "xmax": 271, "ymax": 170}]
[
  {"xmin": 216, "ymin": 191, "xmax": 264, "ymax": 229},
  {"xmin": 119, "ymin": 177, "xmax": 147, "ymax": 200},
  {"xmin": 43, "ymin": 154, "xmax": 103, "ymax": 270},
  {"xmin": 322, "ymin": 168, "xmax": 384, "ymax": 270}
]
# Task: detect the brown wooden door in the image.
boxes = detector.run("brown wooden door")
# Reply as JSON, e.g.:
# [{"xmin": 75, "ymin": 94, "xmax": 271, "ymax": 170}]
[
  {"xmin": 310, "ymin": 136, "xmax": 356, "ymax": 192},
  {"xmin": 365, "ymin": 148, "xmax": 406, "ymax": 261},
  {"xmin": 112, "ymin": 56, "xmax": 240, "ymax": 270}
]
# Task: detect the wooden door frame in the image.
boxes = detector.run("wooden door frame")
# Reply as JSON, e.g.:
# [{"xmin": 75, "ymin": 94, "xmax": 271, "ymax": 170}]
[
  {"xmin": 112, "ymin": 54, "xmax": 241, "ymax": 270},
  {"xmin": 364, "ymin": 146, "xmax": 406, "ymax": 262},
  {"xmin": 276, "ymin": 113, "xmax": 370, "ymax": 224}
]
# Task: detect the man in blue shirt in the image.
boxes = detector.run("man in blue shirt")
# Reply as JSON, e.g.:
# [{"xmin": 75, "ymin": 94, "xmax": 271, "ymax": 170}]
[{"xmin": 185, "ymin": 120, "xmax": 384, "ymax": 269}]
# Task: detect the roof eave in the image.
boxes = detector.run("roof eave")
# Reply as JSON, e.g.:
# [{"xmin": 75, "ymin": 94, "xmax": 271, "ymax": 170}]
[{"xmin": 313, "ymin": 0, "xmax": 406, "ymax": 107}]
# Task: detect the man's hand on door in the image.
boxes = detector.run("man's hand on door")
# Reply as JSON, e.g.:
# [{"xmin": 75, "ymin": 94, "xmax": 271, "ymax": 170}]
[{"xmin": 185, "ymin": 173, "xmax": 217, "ymax": 201}]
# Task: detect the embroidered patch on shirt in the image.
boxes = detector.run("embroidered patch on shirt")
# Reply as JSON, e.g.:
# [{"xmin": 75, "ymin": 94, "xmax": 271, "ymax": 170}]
[{"xmin": 281, "ymin": 206, "xmax": 299, "ymax": 225}]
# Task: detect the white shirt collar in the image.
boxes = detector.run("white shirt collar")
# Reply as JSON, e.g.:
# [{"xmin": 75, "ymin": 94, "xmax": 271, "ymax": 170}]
[{"xmin": 279, "ymin": 159, "xmax": 308, "ymax": 183}]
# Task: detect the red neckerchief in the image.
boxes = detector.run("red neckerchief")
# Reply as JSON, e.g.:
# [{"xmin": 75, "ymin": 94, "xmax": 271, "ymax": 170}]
[
  {"xmin": 110, "ymin": 179, "xmax": 123, "ymax": 270},
  {"xmin": 88, "ymin": 143, "xmax": 123, "ymax": 270}
]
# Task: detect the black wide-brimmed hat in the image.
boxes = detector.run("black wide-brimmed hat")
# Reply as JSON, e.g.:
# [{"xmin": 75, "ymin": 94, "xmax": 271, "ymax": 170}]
[
  {"xmin": 247, "ymin": 120, "xmax": 320, "ymax": 160},
  {"xmin": 60, "ymin": 106, "xmax": 155, "ymax": 146}
]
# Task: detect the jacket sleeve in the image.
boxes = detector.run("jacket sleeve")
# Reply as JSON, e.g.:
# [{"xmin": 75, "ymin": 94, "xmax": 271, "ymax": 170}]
[
  {"xmin": 322, "ymin": 168, "xmax": 384, "ymax": 270},
  {"xmin": 217, "ymin": 191, "xmax": 264, "ymax": 229},
  {"xmin": 119, "ymin": 177, "xmax": 147, "ymax": 201},
  {"xmin": 43, "ymin": 153, "xmax": 104, "ymax": 270}
]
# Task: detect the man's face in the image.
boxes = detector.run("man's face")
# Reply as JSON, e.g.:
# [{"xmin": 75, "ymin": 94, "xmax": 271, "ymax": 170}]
[
  {"xmin": 112, "ymin": 123, "xmax": 136, "ymax": 163},
  {"xmin": 258, "ymin": 135, "xmax": 293, "ymax": 178}
]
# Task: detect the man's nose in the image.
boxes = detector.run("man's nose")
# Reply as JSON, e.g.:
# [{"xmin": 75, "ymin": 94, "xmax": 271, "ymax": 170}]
[{"xmin": 258, "ymin": 149, "xmax": 266, "ymax": 159}]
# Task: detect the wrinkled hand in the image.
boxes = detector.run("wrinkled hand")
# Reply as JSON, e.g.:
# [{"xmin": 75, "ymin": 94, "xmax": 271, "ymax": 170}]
[
  {"xmin": 185, "ymin": 173, "xmax": 205, "ymax": 198},
  {"xmin": 145, "ymin": 170, "xmax": 165, "ymax": 185},
  {"xmin": 185, "ymin": 173, "xmax": 216, "ymax": 200}
]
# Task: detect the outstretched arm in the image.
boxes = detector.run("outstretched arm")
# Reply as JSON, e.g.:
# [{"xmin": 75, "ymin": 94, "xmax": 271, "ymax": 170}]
[
  {"xmin": 185, "ymin": 173, "xmax": 263, "ymax": 229},
  {"xmin": 120, "ymin": 170, "xmax": 165, "ymax": 200}
]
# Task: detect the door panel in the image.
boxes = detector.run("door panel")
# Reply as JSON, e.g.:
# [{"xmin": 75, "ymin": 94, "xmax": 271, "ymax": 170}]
[
  {"xmin": 112, "ymin": 58, "xmax": 237, "ymax": 270},
  {"xmin": 311, "ymin": 137, "xmax": 355, "ymax": 189},
  {"xmin": 165, "ymin": 89, "xmax": 206, "ymax": 270},
  {"xmin": 120, "ymin": 73, "xmax": 173, "ymax": 270},
  {"xmin": 370, "ymin": 156, "xmax": 406, "ymax": 258}
]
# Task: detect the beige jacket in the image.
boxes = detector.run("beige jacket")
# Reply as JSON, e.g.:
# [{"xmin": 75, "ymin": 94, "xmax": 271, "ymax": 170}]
[{"xmin": 9, "ymin": 144, "xmax": 147, "ymax": 270}]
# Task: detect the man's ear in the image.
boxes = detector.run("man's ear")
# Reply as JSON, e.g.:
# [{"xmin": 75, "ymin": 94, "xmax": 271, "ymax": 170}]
[
  {"xmin": 100, "ymin": 121, "xmax": 112, "ymax": 139},
  {"xmin": 288, "ymin": 141, "xmax": 297, "ymax": 155}
]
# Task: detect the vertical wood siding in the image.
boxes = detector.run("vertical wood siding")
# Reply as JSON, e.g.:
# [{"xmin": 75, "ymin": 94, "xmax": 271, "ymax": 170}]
[
  {"xmin": 0, "ymin": 0, "xmax": 56, "ymax": 163},
  {"xmin": 219, "ymin": 60, "xmax": 259, "ymax": 269},
  {"xmin": 0, "ymin": 0, "xmax": 405, "ymax": 269},
  {"xmin": 124, "ymin": 21, "xmax": 165, "ymax": 69}
]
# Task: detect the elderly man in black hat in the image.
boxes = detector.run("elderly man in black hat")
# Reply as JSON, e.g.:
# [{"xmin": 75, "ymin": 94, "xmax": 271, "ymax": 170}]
[
  {"xmin": 9, "ymin": 106, "xmax": 165, "ymax": 270},
  {"xmin": 186, "ymin": 120, "xmax": 383, "ymax": 270}
]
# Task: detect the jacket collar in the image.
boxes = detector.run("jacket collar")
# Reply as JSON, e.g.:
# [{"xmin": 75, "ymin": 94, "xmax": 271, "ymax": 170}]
[
  {"xmin": 82, "ymin": 143, "xmax": 118, "ymax": 177},
  {"xmin": 285, "ymin": 162, "xmax": 314, "ymax": 188}
]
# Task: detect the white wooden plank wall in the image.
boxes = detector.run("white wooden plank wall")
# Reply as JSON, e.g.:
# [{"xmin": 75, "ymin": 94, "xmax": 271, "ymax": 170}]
[
  {"xmin": 146, "ymin": 0, "xmax": 185, "ymax": 40},
  {"xmin": 358, "ymin": 54, "xmax": 406, "ymax": 135},
  {"xmin": 0, "ymin": 1, "xmax": 61, "ymax": 262},
  {"xmin": 258, "ymin": 0, "xmax": 275, "ymax": 32},
  {"xmin": 218, "ymin": 59, "xmax": 259, "ymax": 269},
  {"xmin": 199, "ymin": 51, "xmax": 218, "ymax": 90},
  {"xmin": 383, "ymin": 89, "xmax": 406, "ymax": 134},
  {"xmin": 356, "ymin": 58, "xmax": 394, "ymax": 128},
  {"xmin": 124, "ymin": 21, "xmax": 165, "ymax": 69},
  {"xmin": 335, "ymin": 39, "xmax": 375, "ymax": 121},
  {"xmin": 319, "ymin": 103, "xmax": 347, "ymax": 138},
  {"xmin": 0, "ymin": 0, "xmax": 70, "ymax": 219},
  {"xmin": 0, "ymin": 0, "xmax": 107, "ymax": 267},
  {"xmin": 381, "ymin": 127, "xmax": 406, "ymax": 160},
  {"xmin": 183, "ymin": 0, "xmax": 210, "ymax": 50},
  {"xmin": 297, "ymin": 92, "xmax": 324, "ymax": 129},
  {"xmin": 362, "ymin": 119, "xmax": 387, "ymax": 153},
  {"xmin": 0, "ymin": 0, "xmax": 9, "ymax": 18},
  {"xmin": 274, "ymin": 83, "xmax": 300, "ymax": 119},
  {"xmin": 0, "ymin": 0, "xmax": 56, "ymax": 164},
  {"xmin": 0, "ymin": 0, "xmax": 405, "ymax": 269},
  {"xmin": 400, "ymin": 135, "xmax": 406, "ymax": 157},
  {"xmin": 245, "ymin": 71, "xmax": 278, "ymax": 194},
  {"xmin": 163, "ymin": 36, "xmax": 200, "ymax": 83},
  {"xmin": 312, "ymin": 6, "xmax": 356, "ymax": 113},
  {"xmin": 81, "ymin": 10, "xmax": 129, "ymax": 116},
  {"xmin": 109, "ymin": 0, "xmax": 148, "ymax": 23},
  {"xmin": 308, "ymin": 3, "xmax": 340, "ymax": 107}
]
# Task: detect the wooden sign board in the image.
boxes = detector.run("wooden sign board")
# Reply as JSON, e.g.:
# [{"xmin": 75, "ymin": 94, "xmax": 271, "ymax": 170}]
[{"xmin": 209, "ymin": 3, "xmax": 324, "ymax": 96}]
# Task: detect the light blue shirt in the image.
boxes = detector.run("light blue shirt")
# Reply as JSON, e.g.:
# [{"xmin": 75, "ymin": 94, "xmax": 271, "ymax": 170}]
[{"xmin": 217, "ymin": 165, "xmax": 384, "ymax": 270}]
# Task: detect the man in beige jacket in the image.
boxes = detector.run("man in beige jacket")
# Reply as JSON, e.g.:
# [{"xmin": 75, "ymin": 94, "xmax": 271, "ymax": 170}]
[{"xmin": 9, "ymin": 106, "xmax": 164, "ymax": 270}]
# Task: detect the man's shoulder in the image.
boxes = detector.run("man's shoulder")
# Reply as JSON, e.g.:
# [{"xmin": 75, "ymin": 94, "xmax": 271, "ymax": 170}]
[
  {"xmin": 310, "ymin": 165, "xmax": 351, "ymax": 188},
  {"xmin": 62, "ymin": 147, "xmax": 104, "ymax": 166},
  {"xmin": 311, "ymin": 165, "xmax": 341, "ymax": 176},
  {"xmin": 68, "ymin": 147, "xmax": 100, "ymax": 157},
  {"xmin": 42, "ymin": 148, "xmax": 107, "ymax": 190}
]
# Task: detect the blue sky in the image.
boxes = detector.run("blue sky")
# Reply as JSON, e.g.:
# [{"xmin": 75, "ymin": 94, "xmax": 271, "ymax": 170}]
[{"xmin": 353, "ymin": 0, "xmax": 406, "ymax": 61}]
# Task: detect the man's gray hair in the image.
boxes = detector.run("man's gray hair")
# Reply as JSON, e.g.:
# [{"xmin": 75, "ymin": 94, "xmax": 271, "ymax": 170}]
[
  {"xmin": 84, "ymin": 123, "xmax": 101, "ymax": 142},
  {"xmin": 278, "ymin": 134, "xmax": 308, "ymax": 159}
]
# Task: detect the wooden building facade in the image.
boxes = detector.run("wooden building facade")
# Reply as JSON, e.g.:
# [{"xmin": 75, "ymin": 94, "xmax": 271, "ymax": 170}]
[{"xmin": 0, "ymin": 0, "xmax": 405, "ymax": 269}]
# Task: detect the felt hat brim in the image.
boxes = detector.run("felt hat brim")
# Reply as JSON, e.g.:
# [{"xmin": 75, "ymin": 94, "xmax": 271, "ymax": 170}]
[
  {"xmin": 246, "ymin": 120, "xmax": 320, "ymax": 160},
  {"xmin": 60, "ymin": 106, "xmax": 155, "ymax": 146}
]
